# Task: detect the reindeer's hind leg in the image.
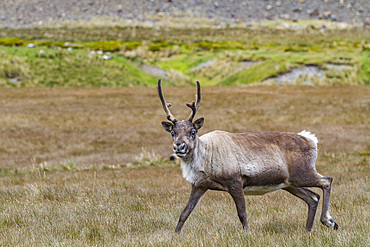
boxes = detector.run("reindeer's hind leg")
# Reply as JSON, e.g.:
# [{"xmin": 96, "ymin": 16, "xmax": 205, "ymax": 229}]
[
  {"xmin": 318, "ymin": 176, "xmax": 339, "ymax": 230},
  {"xmin": 283, "ymin": 186, "xmax": 320, "ymax": 231},
  {"xmin": 292, "ymin": 172, "xmax": 339, "ymax": 230}
]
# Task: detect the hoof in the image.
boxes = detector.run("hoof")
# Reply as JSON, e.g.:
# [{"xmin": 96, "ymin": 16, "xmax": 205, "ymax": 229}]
[
  {"xmin": 329, "ymin": 218, "xmax": 339, "ymax": 230},
  {"xmin": 330, "ymin": 219, "xmax": 339, "ymax": 230},
  {"xmin": 321, "ymin": 218, "xmax": 338, "ymax": 230}
]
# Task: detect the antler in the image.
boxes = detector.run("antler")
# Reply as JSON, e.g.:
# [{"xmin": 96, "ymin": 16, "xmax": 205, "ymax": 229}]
[
  {"xmin": 157, "ymin": 79, "xmax": 177, "ymax": 123},
  {"xmin": 186, "ymin": 80, "xmax": 201, "ymax": 122}
]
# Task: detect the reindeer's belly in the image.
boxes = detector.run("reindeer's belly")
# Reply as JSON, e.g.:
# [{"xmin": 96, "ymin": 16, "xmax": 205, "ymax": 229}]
[
  {"xmin": 243, "ymin": 183, "xmax": 288, "ymax": 195},
  {"xmin": 241, "ymin": 163, "xmax": 289, "ymax": 195}
]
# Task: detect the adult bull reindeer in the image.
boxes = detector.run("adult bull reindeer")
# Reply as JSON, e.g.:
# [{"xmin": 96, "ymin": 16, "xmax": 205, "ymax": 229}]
[{"xmin": 157, "ymin": 79, "xmax": 338, "ymax": 233}]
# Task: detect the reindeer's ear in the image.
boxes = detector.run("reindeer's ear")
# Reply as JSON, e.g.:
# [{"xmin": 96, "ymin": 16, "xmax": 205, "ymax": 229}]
[
  {"xmin": 193, "ymin": 117, "xmax": 204, "ymax": 130},
  {"xmin": 161, "ymin": 121, "xmax": 173, "ymax": 132}
]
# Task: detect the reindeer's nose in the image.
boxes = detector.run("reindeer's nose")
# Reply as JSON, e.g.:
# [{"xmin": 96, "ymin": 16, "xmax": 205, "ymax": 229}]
[{"xmin": 173, "ymin": 143, "xmax": 187, "ymax": 153}]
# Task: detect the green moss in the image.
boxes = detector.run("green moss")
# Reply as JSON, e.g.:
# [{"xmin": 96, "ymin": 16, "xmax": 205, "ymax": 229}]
[
  {"xmin": 148, "ymin": 44, "xmax": 161, "ymax": 52},
  {"xmin": 148, "ymin": 41, "xmax": 171, "ymax": 52},
  {"xmin": 84, "ymin": 41, "xmax": 122, "ymax": 52},
  {"xmin": 0, "ymin": 37, "xmax": 24, "ymax": 46},
  {"xmin": 124, "ymin": 41, "xmax": 142, "ymax": 51},
  {"xmin": 191, "ymin": 41, "xmax": 247, "ymax": 52}
]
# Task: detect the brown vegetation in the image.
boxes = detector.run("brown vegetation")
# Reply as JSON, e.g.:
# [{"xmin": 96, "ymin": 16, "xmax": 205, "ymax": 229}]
[
  {"xmin": 0, "ymin": 85, "xmax": 369, "ymax": 245},
  {"xmin": 0, "ymin": 86, "xmax": 368, "ymax": 168},
  {"xmin": 0, "ymin": 154, "xmax": 368, "ymax": 245}
]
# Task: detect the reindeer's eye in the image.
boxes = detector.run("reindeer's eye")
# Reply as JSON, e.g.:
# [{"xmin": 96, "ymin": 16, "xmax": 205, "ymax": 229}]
[
  {"xmin": 171, "ymin": 131, "xmax": 175, "ymax": 138},
  {"xmin": 190, "ymin": 129, "xmax": 196, "ymax": 139}
]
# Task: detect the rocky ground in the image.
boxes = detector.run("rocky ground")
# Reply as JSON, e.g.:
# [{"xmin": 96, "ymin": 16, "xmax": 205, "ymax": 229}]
[{"xmin": 0, "ymin": 0, "xmax": 369, "ymax": 29}]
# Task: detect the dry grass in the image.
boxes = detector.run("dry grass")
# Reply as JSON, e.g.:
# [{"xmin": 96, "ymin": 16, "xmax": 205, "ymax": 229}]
[
  {"xmin": 0, "ymin": 86, "xmax": 369, "ymax": 245},
  {"xmin": 0, "ymin": 86, "xmax": 368, "ymax": 168},
  {"xmin": 0, "ymin": 156, "xmax": 368, "ymax": 246}
]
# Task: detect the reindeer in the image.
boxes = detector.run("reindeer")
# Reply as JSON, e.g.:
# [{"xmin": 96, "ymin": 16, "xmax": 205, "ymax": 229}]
[{"xmin": 157, "ymin": 79, "xmax": 338, "ymax": 233}]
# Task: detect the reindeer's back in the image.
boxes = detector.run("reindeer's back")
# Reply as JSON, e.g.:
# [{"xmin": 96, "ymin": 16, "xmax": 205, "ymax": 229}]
[{"xmin": 199, "ymin": 130, "xmax": 318, "ymax": 180}]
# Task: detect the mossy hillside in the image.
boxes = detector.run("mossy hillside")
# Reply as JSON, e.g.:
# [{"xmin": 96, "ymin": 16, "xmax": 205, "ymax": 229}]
[
  {"xmin": 0, "ymin": 29, "xmax": 369, "ymax": 87},
  {"xmin": 156, "ymin": 52, "xmax": 219, "ymax": 73},
  {"xmin": 155, "ymin": 48, "xmax": 368, "ymax": 86},
  {"xmin": 0, "ymin": 46, "xmax": 159, "ymax": 87}
]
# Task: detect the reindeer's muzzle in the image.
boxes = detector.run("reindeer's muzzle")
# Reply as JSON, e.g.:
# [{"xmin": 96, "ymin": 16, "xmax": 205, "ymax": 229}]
[{"xmin": 173, "ymin": 143, "xmax": 188, "ymax": 157}]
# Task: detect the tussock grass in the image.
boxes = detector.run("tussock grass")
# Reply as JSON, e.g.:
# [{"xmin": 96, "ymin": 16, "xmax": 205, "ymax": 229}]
[
  {"xmin": 0, "ymin": 86, "xmax": 368, "ymax": 245},
  {"xmin": 0, "ymin": 153, "xmax": 368, "ymax": 246},
  {"xmin": 0, "ymin": 86, "xmax": 368, "ymax": 168}
]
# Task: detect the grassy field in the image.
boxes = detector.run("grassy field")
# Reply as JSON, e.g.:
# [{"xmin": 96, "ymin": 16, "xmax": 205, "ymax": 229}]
[
  {"xmin": 1, "ymin": 86, "xmax": 368, "ymax": 168},
  {"xmin": 1, "ymin": 27, "xmax": 369, "ymax": 87},
  {"xmin": 0, "ymin": 23, "xmax": 369, "ymax": 245},
  {"xmin": 0, "ymin": 86, "xmax": 369, "ymax": 246},
  {"xmin": 0, "ymin": 159, "xmax": 368, "ymax": 246}
]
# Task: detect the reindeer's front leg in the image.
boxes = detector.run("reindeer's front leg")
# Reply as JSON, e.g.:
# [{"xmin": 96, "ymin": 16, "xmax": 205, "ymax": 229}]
[
  {"xmin": 227, "ymin": 179, "xmax": 250, "ymax": 232},
  {"xmin": 175, "ymin": 185, "xmax": 207, "ymax": 233}
]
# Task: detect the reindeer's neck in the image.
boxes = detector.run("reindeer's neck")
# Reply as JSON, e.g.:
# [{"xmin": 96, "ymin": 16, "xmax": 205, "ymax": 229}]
[
  {"xmin": 179, "ymin": 137, "xmax": 207, "ymax": 184},
  {"xmin": 180, "ymin": 136, "xmax": 205, "ymax": 163}
]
